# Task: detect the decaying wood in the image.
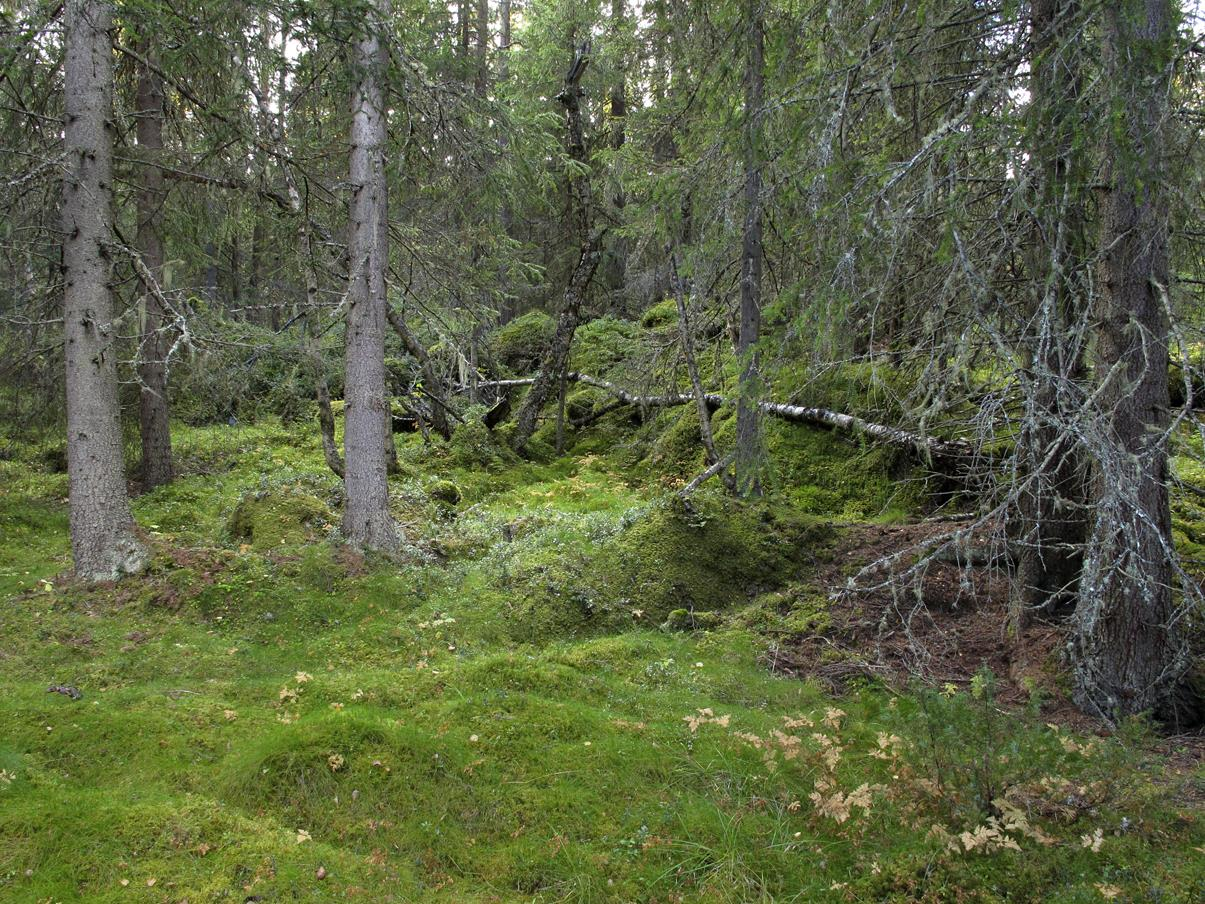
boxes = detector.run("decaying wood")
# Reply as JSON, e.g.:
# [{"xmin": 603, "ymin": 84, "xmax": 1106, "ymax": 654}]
[
  {"xmin": 386, "ymin": 306, "xmax": 452, "ymax": 439},
  {"xmin": 679, "ymin": 451, "xmax": 736, "ymax": 496}
]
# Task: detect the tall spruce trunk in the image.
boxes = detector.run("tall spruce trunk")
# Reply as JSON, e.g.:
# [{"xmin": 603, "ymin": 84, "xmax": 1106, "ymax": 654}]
[
  {"xmin": 1071, "ymin": 0, "xmax": 1186, "ymax": 721},
  {"xmin": 1011, "ymin": 0, "xmax": 1088, "ymax": 631},
  {"xmin": 343, "ymin": 0, "xmax": 399, "ymax": 553},
  {"xmin": 135, "ymin": 39, "xmax": 173, "ymax": 490},
  {"xmin": 62, "ymin": 0, "xmax": 147, "ymax": 580},
  {"xmin": 735, "ymin": 0, "xmax": 765, "ymax": 498}
]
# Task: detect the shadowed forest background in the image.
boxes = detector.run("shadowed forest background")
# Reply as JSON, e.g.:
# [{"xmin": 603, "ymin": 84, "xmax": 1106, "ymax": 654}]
[{"xmin": 1, "ymin": 0, "xmax": 1205, "ymax": 900}]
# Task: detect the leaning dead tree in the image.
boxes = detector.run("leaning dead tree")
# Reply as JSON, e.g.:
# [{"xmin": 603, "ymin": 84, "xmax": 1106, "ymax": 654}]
[{"xmin": 511, "ymin": 42, "xmax": 604, "ymax": 453}]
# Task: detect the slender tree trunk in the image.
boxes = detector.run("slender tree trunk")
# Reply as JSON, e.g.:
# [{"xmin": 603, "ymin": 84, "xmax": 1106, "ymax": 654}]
[
  {"xmin": 229, "ymin": 232, "xmax": 242, "ymax": 312},
  {"xmin": 62, "ymin": 0, "xmax": 147, "ymax": 580},
  {"xmin": 735, "ymin": 0, "xmax": 765, "ymax": 498},
  {"xmin": 343, "ymin": 0, "xmax": 399, "ymax": 553},
  {"xmin": 250, "ymin": 215, "xmax": 265, "ymax": 326},
  {"xmin": 475, "ymin": 0, "xmax": 489, "ymax": 92},
  {"xmin": 498, "ymin": 0, "xmax": 517, "ymax": 324},
  {"xmin": 604, "ymin": 0, "xmax": 628, "ymax": 301},
  {"xmin": 316, "ymin": 376, "xmax": 344, "ymax": 478},
  {"xmin": 458, "ymin": 1, "xmax": 470, "ymax": 57},
  {"xmin": 1071, "ymin": 0, "xmax": 1186, "ymax": 721},
  {"xmin": 134, "ymin": 36, "xmax": 173, "ymax": 489},
  {"xmin": 1010, "ymin": 0, "xmax": 1088, "ymax": 632},
  {"xmin": 670, "ymin": 252, "xmax": 726, "ymax": 479}
]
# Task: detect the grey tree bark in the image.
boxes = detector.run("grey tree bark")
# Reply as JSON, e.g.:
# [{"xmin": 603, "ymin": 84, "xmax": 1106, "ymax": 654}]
[
  {"xmin": 735, "ymin": 0, "xmax": 765, "ymax": 498},
  {"xmin": 1071, "ymin": 0, "xmax": 1187, "ymax": 721},
  {"xmin": 342, "ymin": 0, "xmax": 400, "ymax": 553},
  {"xmin": 62, "ymin": 0, "xmax": 147, "ymax": 580},
  {"xmin": 134, "ymin": 37, "xmax": 174, "ymax": 490}
]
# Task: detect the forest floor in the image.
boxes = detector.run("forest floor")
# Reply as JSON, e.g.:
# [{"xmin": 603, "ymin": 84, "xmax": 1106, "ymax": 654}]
[{"xmin": 0, "ymin": 418, "xmax": 1202, "ymax": 903}]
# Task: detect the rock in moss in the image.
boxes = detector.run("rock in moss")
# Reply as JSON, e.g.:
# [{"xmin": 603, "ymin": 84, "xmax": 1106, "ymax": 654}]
[
  {"xmin": 228, "ymin": 487, "xmax": 333, "ymax": 550},
  {"xmin": 429, "ymin": 480, "xmax": 462, "ymax": 505}
]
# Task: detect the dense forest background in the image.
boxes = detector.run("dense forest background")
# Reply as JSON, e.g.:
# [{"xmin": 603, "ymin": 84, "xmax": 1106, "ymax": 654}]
[{"xmin": 1, "ymin": 1, "xmax": 1204, "ymax": 900}]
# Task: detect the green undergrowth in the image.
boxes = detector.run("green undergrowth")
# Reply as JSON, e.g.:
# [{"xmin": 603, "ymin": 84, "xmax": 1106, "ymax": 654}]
[{"xmin": 1, "ymin": 420, "xmax": 1201, "ymax": 902}]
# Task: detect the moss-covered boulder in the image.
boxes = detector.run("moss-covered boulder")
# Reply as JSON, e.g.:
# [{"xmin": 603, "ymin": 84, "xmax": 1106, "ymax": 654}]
[
  {"xmin": 503, "ymin": 494, "xmax": 833, "ymax": 640},
  {"xmin": 227, "ymin": 486, "xmax": 333, "ymax": 550},
  {"xmin": 569, "ymin": 316, "xmax": 640, "ymax": 375},
  {"xmin": 492, "ymin": 311, "xmax": 555, "ymax": 373}
]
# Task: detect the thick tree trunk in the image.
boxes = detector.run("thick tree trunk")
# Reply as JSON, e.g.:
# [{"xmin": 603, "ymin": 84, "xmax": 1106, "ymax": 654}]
[
  {"xmin": 343, "ymin": 0, "xmax": 399, "ymax": 553},
  {"xmin": 1011, "ymin": 0, "xmax": 1088, "ymax": 632},
  {"xmin": 62, "ymin": 0, "xmax": 147, "ymax": 581},
  {"xmin": 134, "ymin": 37, "xmax": 173, "ymax": 490},
  {"xmin": 735, "ymin": 0, "xmax": 765, "ymax": 497},
  {"xmin": 1071, "ymin": 0, "xmax": 1186, "ymax": 722}
]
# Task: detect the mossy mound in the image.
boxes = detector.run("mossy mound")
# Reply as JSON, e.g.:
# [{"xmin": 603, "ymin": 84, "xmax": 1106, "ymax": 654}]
[
  {"xmin": 708, "ymin": 412, "xmax": 927, "ymax": 519},
  {"xmin": 448, "ymin": 416, "xmax": 519, "ymax": 471},
  {"xmin": 640, "ymin": 299, "xmax": 678, "ymax": 329},
  {"xmin": 502, "ymin": 494, "xmax": 833, "ymax": 641},
  {"xmin": 491, "ymin": 311, "xmax": 555, "ymax": 373},
  {"xmin": 661, "ymin": 607, "xmax": 724, "ymax": 632},
  {"xmin": 220, "ymin": 712, "xmax": 474, "ymax": 848},
  {"xmin": 227, "ymin": 486, "xmax": 334, "ymax": 550},
  {"xmin": 643, "ymin": 407, "xmax": 708, "ymax": 476}
]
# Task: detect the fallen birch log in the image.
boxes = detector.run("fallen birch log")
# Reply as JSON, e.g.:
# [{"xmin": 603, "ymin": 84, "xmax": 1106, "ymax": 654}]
[{"xmin": 473, "ymin": 372, "xmax": 974, "ymax": 462}]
